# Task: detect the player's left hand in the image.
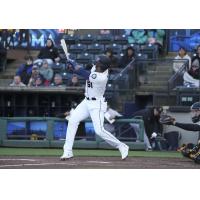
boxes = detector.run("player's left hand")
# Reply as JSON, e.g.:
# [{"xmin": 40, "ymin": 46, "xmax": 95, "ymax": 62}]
[
  {"xmin": 66, "ymin": 59, "xmax": 77, "ymax": 70},
  {"xmin": 159, "ymin": 114, "xmax": 175, "ymax": 125}
]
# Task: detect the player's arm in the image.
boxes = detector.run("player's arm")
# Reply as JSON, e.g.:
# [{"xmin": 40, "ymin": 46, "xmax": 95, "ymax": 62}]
[
  {"xmin": 160, "ymin": 115, "xmax": 200, "ymax": 131},
  {"xmin": 174, "ymin": 122, "xmax": 200, "ymax": 131},
  {"xmin": 67, "ymin": 60, "xmax": 90, "ymax": 80}
]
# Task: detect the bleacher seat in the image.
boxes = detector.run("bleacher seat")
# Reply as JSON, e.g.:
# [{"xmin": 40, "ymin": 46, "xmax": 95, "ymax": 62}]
[
  {"xmin": 76, "ymin": 53, "xmax": 93, "ymax": 65},
  {"xmin": 105, "ymin": 43, "xmax": 121, "ymax": 54},
  {"xmin": 69, "ymin": 43, "xmax": 87, "ymax": 54},
  {"xmin": 96, "ymin": 35, "xmax": 113, "ymax": 45},
  {"xmin": 140, "ymin": 44, "xmax": 158, "ymax": 59},
  {"xmin": 87, "ymin": 43, "xmax": 104, "ymax": 55},
  {"xmin": 51, "ymin": 62, "xmax": 65, "ymax": 74},
  {"xmin": 63, "ymin": 34, "xmax": 77, "ymax": 45},
  {"xmin": 78, "ymin": 34, "xmax": 95, "ymax": 45},
  {"xmin": 135, "ymin": 53, "xmax": 148, "ymax": 60},
  {"xmin": 122, "ymin": 44, "xmax": 140, "ymax": 54},
  {"xmin": 113, "ymin": 35, "xmax": 128, "ymax": 45},
  {"xmin": 68, "ymin": 53, "xmax": 77, "ymax": 60}
]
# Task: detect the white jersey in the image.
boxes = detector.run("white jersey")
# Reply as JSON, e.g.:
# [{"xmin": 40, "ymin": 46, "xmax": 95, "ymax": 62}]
[{"xmin": 85, "ymin": 65, "xmax": 108, "ymax": 99}]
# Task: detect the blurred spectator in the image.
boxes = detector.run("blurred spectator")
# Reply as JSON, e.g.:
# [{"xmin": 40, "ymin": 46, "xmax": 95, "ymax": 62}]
[
  {"xmin": 0, "ymin": 29, "xmax": 15, "ymax": 48},
  {"xmin": 18, "ymin": 29, "xmax": 30, "ymax": 48},
  {"xmin": 119, "ymin": 46, "xmax": 135, "ymax": 68},
  {"xmin": 16, "ymin": 55, "xmax": 33, "ymax": 85},
  {"xmin": 128, "ymin": 29, "xmax": 147, "ymax": 45},
  {"xmin": 28, "ymin": 65, "xmax": 44, "ymax": 87},
  {"xmin": 35, "ymin": 38, "xmax": 60, "ymax": 66},
  {"xmin": 9, "ymin": 75, "xmax": 26, "ymax": 87},
  {"xmin": 147, "ymin": 29, "xmax": 165, "ymax": 54},
  {"xmin": 190, "ymin": 44, "xmax": 200, "ymax": 77},
  {"xmin": 105, "ymin": 48, "xmax": 119, "ymax": 68},
  {"xmin": 132, "ymin": 106, "xmax": 163, "ymax": 150},
  {"xmin": 183, "ymin": 45, "xmax": 200, "ymax": 87},
  {"xmin": 0, "ymin": 41, "xmax": 7, "ymax": 71},
  {"xmin": 39, "ymin": 60, "xmax": 54, "ymax": 86},
  {"xmin": 173, "ymin": 47, "xmax": 191, "ymax": 73},
  {"xmin": 68, "ymin": 74, "xmax": 80, "ymax": 87},
  {"xmin": 100, "ymin": 29, "xmax": 111, "ymax": 35},
  {"xmin": 51, "ymin": 73, "xmax": 64, "ymax": 87}
]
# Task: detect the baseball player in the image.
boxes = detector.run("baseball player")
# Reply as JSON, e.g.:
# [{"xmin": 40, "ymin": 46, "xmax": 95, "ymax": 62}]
[
  {"xmin": 159, "ymin": 102, "xmax": 200, "ymax": 163},
  {"xmin": 60, "ymin": 56, "xmax": 129, "ymax": 160}
]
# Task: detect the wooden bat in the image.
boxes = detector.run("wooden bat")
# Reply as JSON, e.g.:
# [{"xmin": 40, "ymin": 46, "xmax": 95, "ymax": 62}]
[{"xmin": 60, "ymin": 39, "xmax": 69, "ymax": 60}]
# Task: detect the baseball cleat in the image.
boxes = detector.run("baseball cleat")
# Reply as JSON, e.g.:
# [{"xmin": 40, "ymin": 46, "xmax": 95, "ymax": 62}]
[
  {"xmin": 60, "ymin": 152, "xmax": 73, "ymax": 161},
  {"xmin": 119, "ymin": 144, "xmax": 129, "ymax": 160}
]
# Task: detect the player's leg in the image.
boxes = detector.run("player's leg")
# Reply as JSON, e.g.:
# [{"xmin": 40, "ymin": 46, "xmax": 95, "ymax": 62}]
[
  {"xmin": 61, "ymin": 100, "xmax": 89, "ymax": 160},
  {"xmin": 89, "ymin": 105, "xmax": 129, "ymax": 160}
]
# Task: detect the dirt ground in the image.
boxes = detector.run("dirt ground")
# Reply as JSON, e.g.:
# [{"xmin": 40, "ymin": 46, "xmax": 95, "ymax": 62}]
[{"xmin": 0, "ymin": 156, "xmax": 200, "ymax": 169}]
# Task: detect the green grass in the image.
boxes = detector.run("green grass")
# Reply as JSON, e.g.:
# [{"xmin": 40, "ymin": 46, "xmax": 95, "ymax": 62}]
[{"xmin": 0, "ymin": 147, "xmax": 182, "ymax": 158}]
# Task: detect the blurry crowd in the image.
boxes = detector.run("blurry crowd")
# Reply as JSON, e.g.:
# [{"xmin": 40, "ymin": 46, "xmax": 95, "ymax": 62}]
[
  {"xmin": 8, "ymin": 38, "xmax": 136, "ymax": 88},
  {"xmin": 9, "ymin": 38, "xmax": 82, "ymax": 88},
  {"xmin": 173, "ymin": 45, "xmax": 200, "ymax": 87}
]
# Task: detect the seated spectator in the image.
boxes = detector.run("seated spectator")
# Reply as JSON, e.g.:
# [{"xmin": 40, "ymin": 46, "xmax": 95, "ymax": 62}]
[
  {"xmin": 35, "ymin": 38, "xmax": 60, "ymax": 66},
  {"xmin": 105, "ymin": 48, "xmax": 119, "ymax": 68},
  {"xmin": 28, "ymin": 65, "xmax": 44, "ymax": 87},
  {"xmin": 119, "ymin": 46, "xmax": 135, "ymax": 68},
  {"xmin": 16, "ymin": 55, "xmax": 33, "ymax": 85},
  {"xmin": 173, "ymin": 47, "xmax": 191, "ymax": 73},
  {"xmin": 68, "ymin": 74, "xmax": 80, "ymax": 87},
  {"xmin": 39, "ymin": 59, "xmax": 54, "ymax": 86},
  {"xmin": 51, "ymin": 73, "xmax": 65, "ymax": 87},
  {"xmin": 183, "ymin": 45, "xmax": 200, "ymax": 87},
  {"xmin": 9, "ymin": 75, "xmax": 26, "ymax": 87}
]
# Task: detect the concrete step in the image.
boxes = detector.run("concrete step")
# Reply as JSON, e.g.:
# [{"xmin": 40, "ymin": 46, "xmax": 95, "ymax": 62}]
[
  {"xmin": 148, "ymin": 70, "xmax": 173, "ymax": 75},
  {"xmin": 147, "ymin": 80, "xmax": 168, "ymax": 86},
  {"xmin": 0, "ymin": 79, "xmax": 12, "ymax": 86},
  {"xmin": 138, "ymin": 85, "xmax": 168, "ymax": 92},
  {"xmin": 0, "ymin": 74, "xmax": 14, "ymax": 79},
  {"xmin": 147, "ymin": 75, "xmax": 171, "ymax": 81},
  {"xmin": 156, "ymin": 64, "xmax": 172, "ymax": 68}
]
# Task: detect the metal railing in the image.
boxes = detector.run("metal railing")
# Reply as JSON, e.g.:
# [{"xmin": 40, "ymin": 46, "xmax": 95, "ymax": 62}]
[{"xmin": 167, "ymin": 59, "xmax": 189, "ymax": 92}]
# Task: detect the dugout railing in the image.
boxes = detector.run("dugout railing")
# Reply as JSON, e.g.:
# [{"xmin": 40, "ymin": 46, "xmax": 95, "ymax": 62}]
[{"xmin": 0, "ymin": 117, "xmax": 145, "ymax": 150}]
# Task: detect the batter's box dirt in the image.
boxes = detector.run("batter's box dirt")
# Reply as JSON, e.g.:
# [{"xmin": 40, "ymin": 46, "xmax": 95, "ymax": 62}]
[{"xmin": 0, "ymin": 156, "xmax": 200, "ymax": 169}]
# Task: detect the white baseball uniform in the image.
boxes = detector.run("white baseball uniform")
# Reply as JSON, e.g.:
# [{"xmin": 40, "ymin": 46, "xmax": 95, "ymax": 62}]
[{"xmin": 63, "ymin": 66, "xmax": 124, "ymax": 154}]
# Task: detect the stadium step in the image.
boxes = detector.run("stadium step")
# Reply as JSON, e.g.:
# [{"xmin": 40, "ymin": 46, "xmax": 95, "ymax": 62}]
[{"xmin": 0, "ymin": 79, "xmax": 12, "ymax": 86}]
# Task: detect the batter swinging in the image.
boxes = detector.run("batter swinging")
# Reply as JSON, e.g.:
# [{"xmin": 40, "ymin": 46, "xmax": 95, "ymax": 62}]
[{"xmin": 60, "ymin": 56, "xmax": 129, "ymax": 160}]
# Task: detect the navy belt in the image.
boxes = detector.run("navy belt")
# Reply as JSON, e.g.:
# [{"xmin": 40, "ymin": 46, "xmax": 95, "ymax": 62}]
[{"xmin": 86, "ymin": 97, "xmax": 96, "ymax": 100}]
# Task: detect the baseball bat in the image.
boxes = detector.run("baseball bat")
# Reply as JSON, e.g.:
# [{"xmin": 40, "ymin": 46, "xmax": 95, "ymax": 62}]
[{"xmin": 60, "ymin": 39, "xmax": 69, "ymax": 60}]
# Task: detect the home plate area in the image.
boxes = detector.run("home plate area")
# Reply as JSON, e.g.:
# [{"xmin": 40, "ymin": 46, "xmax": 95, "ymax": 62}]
[{"xmin": 0, "ymin": 156, "xmax": 200, "ymax": 169}]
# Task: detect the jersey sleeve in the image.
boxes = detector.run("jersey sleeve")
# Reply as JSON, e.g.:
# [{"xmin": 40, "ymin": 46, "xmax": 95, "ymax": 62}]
[{"xmin": 175, "ymin": 122, "xmax": 200, "ymax": 131}]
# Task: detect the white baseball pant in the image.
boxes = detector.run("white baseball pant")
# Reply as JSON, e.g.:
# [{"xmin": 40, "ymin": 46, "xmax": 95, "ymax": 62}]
[{"xmin": 63, "ymin": 98, "xmax": 123, "ymax": 152}]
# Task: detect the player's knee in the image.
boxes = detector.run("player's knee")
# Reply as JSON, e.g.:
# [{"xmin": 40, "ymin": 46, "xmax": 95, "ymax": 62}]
[
  {"xmin": 94, "ymin": 126, "xmax": 104, "ymax": 136},
  {"xmin": 68, "ymin": 117, "xmax": 80, "ymax": 126}
]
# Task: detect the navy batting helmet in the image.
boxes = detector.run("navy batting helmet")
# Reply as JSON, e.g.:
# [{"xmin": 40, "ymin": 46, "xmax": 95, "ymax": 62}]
[
  {"xmin": 191, "ymin": 102, "xmax": 200, "ymax": 110},
  {"xmin": 96, "ymin": 56, "xmax": 111, "ymax": 72},
  {"xmin": 191, "ymin": 102, "xmax": 200, "ymax": 123}
]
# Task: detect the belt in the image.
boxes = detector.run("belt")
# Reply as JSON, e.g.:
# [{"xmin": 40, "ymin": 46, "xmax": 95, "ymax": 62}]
[{"xmin": 86, "ymin": 97, "xmax": 96, "ymax": 100}]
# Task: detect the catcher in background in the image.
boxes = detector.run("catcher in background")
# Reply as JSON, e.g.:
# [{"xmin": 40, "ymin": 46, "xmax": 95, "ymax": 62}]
[{"xmin": 159, "ymin": 102, "xmax": 200, "ymax": 164}]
